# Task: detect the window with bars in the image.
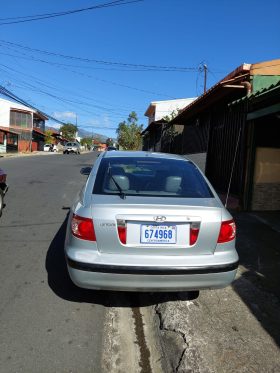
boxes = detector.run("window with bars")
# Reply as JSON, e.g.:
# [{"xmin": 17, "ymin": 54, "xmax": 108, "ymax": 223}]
[{"xmin": 10, "ymin": 110, "xmax": 32, "ymax": 129}]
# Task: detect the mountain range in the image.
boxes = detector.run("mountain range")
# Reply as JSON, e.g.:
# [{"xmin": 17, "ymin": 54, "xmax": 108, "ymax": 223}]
[{"xmin": 46, "ymin": 126, "xmax": 109, "ymax": 142}]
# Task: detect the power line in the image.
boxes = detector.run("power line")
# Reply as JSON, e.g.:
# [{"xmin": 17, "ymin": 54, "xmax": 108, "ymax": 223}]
[
  {"xmin": 0, "ymin": 0, "xmax": 143, "ymax": 26},
  {"xmin": 0, "ymin": 49, "xmax": 176, "ymax": 98},
  {"xmin": 0, "ymin": 64, "xmax": 145, "ymax": 118},
  {"xmin": 0, "ymin": 62, "xmax": 138, "ymax": 114},
  {"xmin": 0, "ymin": 85, "xmax": 67, "ymax": 125},
  {"xmin": 0, "ymin": 39, "xmax": 198, "ymax": 72},
  {"xmin": 0, "ymin": 84, "xmax": 135, "ymax": 134}
]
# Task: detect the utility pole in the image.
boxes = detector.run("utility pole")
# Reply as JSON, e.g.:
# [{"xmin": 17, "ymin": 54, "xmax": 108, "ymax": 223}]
[{"xmin": 203, "ymin": 64, "xmax": 207, "ymax": 93}]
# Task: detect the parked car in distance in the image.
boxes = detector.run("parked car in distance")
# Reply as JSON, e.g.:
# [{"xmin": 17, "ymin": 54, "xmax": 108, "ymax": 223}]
[
  {"xmin": 106, "ymin": 146, "xmax": 117, "ymax": 151},
  {"xmin": 0, "ymin": 168, "xmax": 8, "ymax": 217},
  {"xmin": 63, "ymin": 142, "xmax": 81, "ymax": 155},
  {"xmin": 44, "ymin": 144, "xmax": 58, "ymax": 152},
  {"xmin": 65, "ymin": 151, "xmax": 238, "ymax": 293}
]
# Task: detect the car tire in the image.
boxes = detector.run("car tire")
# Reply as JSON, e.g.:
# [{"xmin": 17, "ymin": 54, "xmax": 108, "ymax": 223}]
[
  {"xmin": 0, "ymin": 189, "xmax": 4, "ymax": 217},
  {"xmin": 187, "ymin": 290, "xmax": 199, "ymax": 300}
]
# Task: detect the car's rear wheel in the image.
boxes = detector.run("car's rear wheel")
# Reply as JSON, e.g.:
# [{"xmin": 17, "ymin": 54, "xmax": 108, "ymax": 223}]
[
  {"xmin": 0, "ymin": 189, "xmax": 4, "ymax": 217},
  {"xmin": 187, "ymin": 290, "xmax": 199, "ymax": 300}
]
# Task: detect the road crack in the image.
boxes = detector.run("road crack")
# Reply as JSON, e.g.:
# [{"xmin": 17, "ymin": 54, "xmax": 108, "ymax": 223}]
[{"xmin": 155, "ymin": 304, "xmax": 188, "ymax": 372}]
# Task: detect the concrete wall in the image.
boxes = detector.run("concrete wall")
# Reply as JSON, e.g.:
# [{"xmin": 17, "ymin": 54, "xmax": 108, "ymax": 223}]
[
  {"xmin": 251, "ymin": 147, "xmax": 280, "ymax": 210},
  {"xmin": 146, "ymin": 98, "xmax": 196, "ymax": 125},
  {"xmin": 154, "ymin": 98, "xmax": 196, "ymax": 122},
  {"xmin": 0, "ymin": 131, "xmax": 6, "ymax": 153},
  {"xmin": 0, "ymin": 99, "xmax": 12, "ymax": 127}
]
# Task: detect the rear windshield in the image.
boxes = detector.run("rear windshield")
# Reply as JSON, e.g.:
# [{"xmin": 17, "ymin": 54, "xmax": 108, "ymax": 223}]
[{"xmin": 93, "ymin": 157, "xmax": 213, "ymax": 198}]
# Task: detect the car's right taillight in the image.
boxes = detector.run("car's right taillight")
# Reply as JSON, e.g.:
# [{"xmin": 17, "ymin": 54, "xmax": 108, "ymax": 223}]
[
  {"xmin": 217, "ymin": 219, "xmax": 236, "ymax": 243},
  {"xmin": 190, "ymin": 222, "xmax": 200, "ymax": 245},
  {"xmin": 71, "ymin": 214, "xmax": 96, "ymax": 241}
]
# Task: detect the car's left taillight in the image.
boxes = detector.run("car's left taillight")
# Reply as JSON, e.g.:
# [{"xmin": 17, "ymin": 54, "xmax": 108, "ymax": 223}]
[
  {"xmin": 117, "ymin": 220, "xmax": 127, "ymax": 244},
  {"xmin": 71, "ymin": 214, "xmax": 96, "ymax": 241}
]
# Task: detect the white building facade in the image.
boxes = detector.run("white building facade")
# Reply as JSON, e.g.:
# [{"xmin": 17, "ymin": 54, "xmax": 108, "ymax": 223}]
[{"xmin": 144, "ymin": 98, "xmax": 196, "ymax": 125}]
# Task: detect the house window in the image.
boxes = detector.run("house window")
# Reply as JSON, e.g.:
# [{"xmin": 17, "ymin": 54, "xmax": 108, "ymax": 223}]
[
  {"xmin": 33, "ymin": 118, "xmax": 45, "ymax": 130},
  {"xmin": 7, "ymin": 133, "xmax": 18, "ymax": 145},
  {"xmin": 10, "ymin": 110, "xmax": 32, "ymax": 129},
  {"xmin": 0, "ymin": 131, "xmax": 4, "ymax": 145}
]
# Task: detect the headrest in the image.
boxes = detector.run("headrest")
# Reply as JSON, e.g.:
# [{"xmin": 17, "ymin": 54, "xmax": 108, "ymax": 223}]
[{"xmin": 165, "ymin": 176, "xmax": 182, "ymax": 193}]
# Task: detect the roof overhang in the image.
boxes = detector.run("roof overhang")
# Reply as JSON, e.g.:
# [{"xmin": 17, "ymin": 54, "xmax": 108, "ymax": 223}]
[
  {"xmin": 141, "ymin": 119, "xmax": 168, "ymax": 135},
  {"xmin": 169, "ymin": 60, "xmax": 280, "ymax": 126},
  {"xmin": 144, "ymin": 103, "xmax": 156, "ymax": 117},
  {"xmin": 10, "ymin": 107, "xmax": 48, "ymax": 121},
  {"xmin": 0, "ymin": 126, "xmax": 19, "ymax": 135},
  {"xmin": 32, "ymin": 128, "xmax": 46, "ymax": 136},
  {"xmin": 170, "ymin": 72, "xmax": 250, "ymax": 124},
  {"xmin": 34, "ymin": 111, "xmax": 48, "ymax": 121}
]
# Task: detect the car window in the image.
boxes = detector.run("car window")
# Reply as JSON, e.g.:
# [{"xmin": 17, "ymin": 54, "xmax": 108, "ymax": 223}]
[{"xmin": 93, "ymin": 157, "xmax": 213, "ymax": 198}]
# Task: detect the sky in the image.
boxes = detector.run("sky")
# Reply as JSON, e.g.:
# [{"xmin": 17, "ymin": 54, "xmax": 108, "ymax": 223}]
[{"xmin": 0, "ymin": 0, "xmax": 279, "ymax": 139}]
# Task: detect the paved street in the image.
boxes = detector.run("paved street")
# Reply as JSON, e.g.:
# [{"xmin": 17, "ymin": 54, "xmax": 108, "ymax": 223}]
[
  {"xmin": 0, "ymin": 153, "xmax": 280, "ymax": 373},
  {"xmin": 0, "ymin": 152, "xmax": 107, "ymax": 372}
]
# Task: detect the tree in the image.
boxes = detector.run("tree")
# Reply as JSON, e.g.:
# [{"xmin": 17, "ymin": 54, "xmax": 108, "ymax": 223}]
[
  {"xmin": 44, "ymin": 129, "xmax": 54, "ymax": 144},
  {"xmin": 116, "ymin": 112, "xmax": 143, "ymax": 150},
  {"xmin": 106, "ymin": 138, "xmax": 114, "ymax": 147},
  {"xmin": 59, "ymin": 123, "xmax": 78, "ymax": 141},
  {"xmin": 162, "ymin": 108, "xmax": 180, "ymax": 122},
  {"xmin": 81, "ymin": 137, "xmax": 93, "ymax": 148}
]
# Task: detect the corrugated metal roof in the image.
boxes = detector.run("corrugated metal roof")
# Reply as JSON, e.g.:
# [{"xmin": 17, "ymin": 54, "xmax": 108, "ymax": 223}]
[
  {"xmin": 250, "ymin": 79, "xmax": 280, "ymax": 98},
  {"xmin": 229, "ymin": 80, "xmax": 280, "ymax": 106}
]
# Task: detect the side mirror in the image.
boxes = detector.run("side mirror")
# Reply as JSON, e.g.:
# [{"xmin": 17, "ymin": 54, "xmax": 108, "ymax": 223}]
[{"xmin": 80, "ymin": 167, "xmax": 92, "ymax": 176}]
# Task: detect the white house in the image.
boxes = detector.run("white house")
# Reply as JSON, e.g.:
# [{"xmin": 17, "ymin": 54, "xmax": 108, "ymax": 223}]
[
  {"xmin": 144, "ymin": 98, "xmax": 196, "ymax": 125},
  {"xmin": 0, "ymin": 93, "xmax": 48, "ymax": 153}
]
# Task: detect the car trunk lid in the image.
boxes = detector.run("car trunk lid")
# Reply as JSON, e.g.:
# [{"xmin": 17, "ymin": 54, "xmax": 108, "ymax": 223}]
[{"xmin": 91, "ymin": 195, "xmax": 222, "ymax": 256}]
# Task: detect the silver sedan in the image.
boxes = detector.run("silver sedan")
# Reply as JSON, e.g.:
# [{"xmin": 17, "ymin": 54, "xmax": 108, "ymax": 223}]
[{"xmin": 64, "ymin": 151, "xmax": 238, "ymax": 292}]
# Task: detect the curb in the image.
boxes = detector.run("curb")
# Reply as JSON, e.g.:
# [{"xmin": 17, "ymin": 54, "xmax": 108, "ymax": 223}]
[{"xmin": 0, "ymin": 151, "xmax": 91, "ymax": 159}]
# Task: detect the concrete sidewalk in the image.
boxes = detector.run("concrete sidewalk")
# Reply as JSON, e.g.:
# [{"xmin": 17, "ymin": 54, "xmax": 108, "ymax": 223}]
[
  {"xmin": 0, "ymin": 150, "xmax": 91, "ymax": 158},
  {"xmin": 155, "ymin": 210, "xmax": 280, "ymax": 372},
  {"xmin": 0, "ymin": 151, "xmax": 53, "ymax": 158}
]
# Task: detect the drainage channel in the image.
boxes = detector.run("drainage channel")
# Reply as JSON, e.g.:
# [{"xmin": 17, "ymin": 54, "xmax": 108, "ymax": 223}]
[{"xmin": 101, "ymin": 294, "xmax": 165, "ymax": 373}]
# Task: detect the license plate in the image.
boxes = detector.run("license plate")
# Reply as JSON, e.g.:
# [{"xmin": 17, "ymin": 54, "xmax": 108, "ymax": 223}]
[{"xmin": 140, "ymin": 225, "xmax": 176, "ymax": 244}]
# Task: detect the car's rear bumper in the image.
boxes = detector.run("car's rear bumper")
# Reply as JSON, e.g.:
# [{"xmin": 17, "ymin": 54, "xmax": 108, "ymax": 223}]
[{"xmin": 66, "ymin": 257, "xmax": 238, "ymax": 291}]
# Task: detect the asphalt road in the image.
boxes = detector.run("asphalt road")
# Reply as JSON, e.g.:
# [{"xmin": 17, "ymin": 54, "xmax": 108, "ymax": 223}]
[
  {"xmin": 0, "ymin": 153, "xmax": 108, "ymax": 372},
  {"xmin": 0, "ymin": 152, "xmax": 168, "ymax": 373},
  {"xmin": 1, "ymin": 152, "xmax": 280, "ymax": 373}
]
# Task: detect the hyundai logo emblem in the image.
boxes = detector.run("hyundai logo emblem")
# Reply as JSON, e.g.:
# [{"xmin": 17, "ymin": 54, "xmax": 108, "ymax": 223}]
[{"xmin": 154, "ymin": 216, "xmax": 166, "ymax": 222}]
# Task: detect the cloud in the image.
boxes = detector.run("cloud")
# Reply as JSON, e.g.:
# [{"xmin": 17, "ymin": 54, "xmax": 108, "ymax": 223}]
[
  {"xmin": 87, "ymin": 115, "xmax": 113, "ymax": 129},
  {"xmin": 47, "ymin": 122, "xmax": 60, "ymax": 129},
  {"xmin": 53, "ymin": 111, "xmax": 77, "ymax": 120}
]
